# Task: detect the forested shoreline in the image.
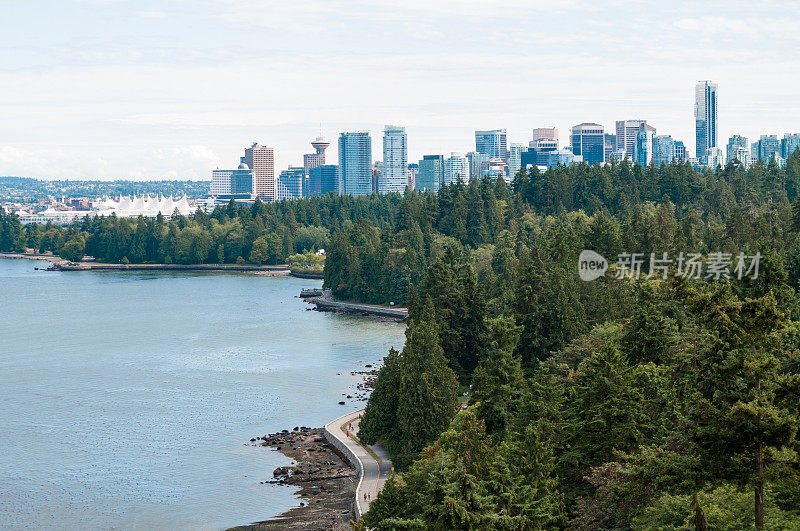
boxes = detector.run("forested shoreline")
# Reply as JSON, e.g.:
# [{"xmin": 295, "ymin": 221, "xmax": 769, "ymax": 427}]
[{"xmin": 3, "ymin": 156, "xmax": 800, "ymax": 527}]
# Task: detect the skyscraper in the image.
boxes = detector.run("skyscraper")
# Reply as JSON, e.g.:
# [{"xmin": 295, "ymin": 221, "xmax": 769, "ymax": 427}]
[
  {"xmin": 653, "ymin": 135, "xmax": 676, "ymax": 166},
  {"xmin": 244, "ymin": 143, "xmax": 275, "ymax": 201},
  {"xmin": 751, "ymin": 135, "xmax": 781, "ymax": 164},
  {"xmin": 570, "ymin": 123, "xmax": 605, "ymax": 165},
  {"xmin": 782, "ymin": 133, "xmax": 800, "ymax": 159},
  {"xmin": 381, "ymin": 125, "xmax": 408, "ymax": 194},
  {"xmin": 444, "ymin": 152, "xmax": 469, "ymax": 185},
  {"xmin": 276, "ymin": 166, "xmax": 305, "ymax": 200},
  {"xmin": 303, "ymin": 136, "xmax": 330, "ymax": 176},
  {"xmin": 705, "ymin": 147, "xmax": 724, "ymax": 168},
  {"xmin": 635, "ymin": 124, "xmax": 656, "ymax": 166},
  {"xmin": 532, "ymin": 127, "xmax": 558, "ymax": 142},
  {"xmin": 675, "ymin": 141, "xmax": 687, "ymax": 161},
  {"xmin": 475, "ymin": 129, "xmax": 508, "ymax": 162},
  {"xmin": 308, "ymin": 165, "xmax": 338, "ymax": 196},
  {"xmin": 695, "ymin": 81, "xmax": 718, "ymax": 161},
  {"xmin": 616, "ymin": 120, "xmax": 647, "ymax": 158},
  {"xmin": 230, "ymin": 159, "xmax": 254, "ymax": 195},
  {"xmin": 210, "ymin": 169, "xmax": 234, "ymax": 196},
  {"xmin": 726, "ymin": 135, "xmax": 749, "ymax": 166},
  {"xmin": 466, "ymin": 151, "xmax": 490, "ymax": 179},
  {"xmin": 338, "ymin": 132, "xmax": 372, "ymax": 196},
  {"xmin": 416, "ymin": 155, "xmax": 444, "ymax": 192},
  {"xmin": 508, "ymin": 143, "xmax": 525, "ymax": 179}
]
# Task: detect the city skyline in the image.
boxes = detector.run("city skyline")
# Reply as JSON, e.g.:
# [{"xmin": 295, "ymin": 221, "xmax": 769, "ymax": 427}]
[{"xmin": 2, "ymin": 1, "xmax": 800, "ymax": 180}]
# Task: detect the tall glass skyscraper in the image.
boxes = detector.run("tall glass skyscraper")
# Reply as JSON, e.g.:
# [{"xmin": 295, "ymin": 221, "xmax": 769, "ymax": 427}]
[
  {"xmin": 381, "ymin": 125, "xmax": 408, "ymax": 194},
  {"xmin": 653, "ymin": 135, "xmax": 676, "ymax": 166},
  {"xmin": 276, "ymin": 167, "xmax": 305, "ymax": 200},
  {"xmin": 338, "ymin": 132, "xmax": 372, "ymax": 196},
  {"xmin": 695, "ymin": 81, "xmax": 718, "ymax": 162},
  {"xmin": 570, "ymin": 123, "xmax": 605, "ymax": 165},
  {"xmin": 635, "ymin": 124, "xmax": 656, "ymax": 166},
  {"xmin": 416, "ymin": 155, "xmax": 445, "ymax": 192},
  {"xmin": 444, "ymin": 152, "xmax": 469, "ymax": 185},
  {"xmin": 508, "ymin": 143, "xmax": 525, "ymax": 179},
  {"xmin": 475, "ymin": 129, "xmax": 508, "ymax": 162},
  {"xmin": 307, "ymin": 165, "xmax": 338, "ymax": 196}
]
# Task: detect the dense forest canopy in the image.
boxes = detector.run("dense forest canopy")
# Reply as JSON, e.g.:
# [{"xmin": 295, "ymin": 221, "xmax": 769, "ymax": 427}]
[{"xmin": 3, "ymin": 155, "xmax": 800, "ymax": 528}]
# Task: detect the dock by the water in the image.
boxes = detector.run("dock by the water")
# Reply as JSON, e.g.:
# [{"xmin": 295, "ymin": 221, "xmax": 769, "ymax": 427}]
[{"xmin": 303, "ymin": 289, "xmax": 408, "ymax": 321}]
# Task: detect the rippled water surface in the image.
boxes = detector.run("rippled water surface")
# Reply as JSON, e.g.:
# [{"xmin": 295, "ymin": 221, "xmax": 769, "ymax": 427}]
[{"xmin": 0, "ymin": 258, "xmax": 405, "ymax": 529}]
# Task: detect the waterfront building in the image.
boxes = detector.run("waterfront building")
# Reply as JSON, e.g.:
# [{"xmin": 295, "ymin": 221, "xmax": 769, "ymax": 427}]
[
  {"xmin": 695, "ymin": 81, "xmax": 718, "ymax": 161},
  {"xmin": 475, "ymin": 129, "xmax": 508, "ymax": 162},
  {"xmin": 381, "ymin": 125, "xmax": 408, "ymax": 194},
  {"xmin": 705, "ymin": 147, "xmax": 724, "ymax": 168},
  {"xmin": 466, "ymin": 151, "xmax": 490, "ymax": 180},
  {"xmin": 230, "ymin": 159, "xmax": 254, "ymax": 194},
  {"xmin": 244, "ymin": 143, "xmax": 275, "ymax": 201},
  {"xmin": 616, "ymin": 120, "xmax": 647, "ymax": 159},
  {"xmin": 782, "ymin": 133, "xmax": 800, "ymax": 159},
  {"xmin": 444, "ymin": 152, "xmax": 469, "ymax": 185},
  {"xmin": 508, "ymin": 143, "xmax": 525, "ymax": 179},
  {"xmin": 303, "ymin": 136, "xmax": 330, "ymax": 176},
  {"xmin": 653, "ymin": 135, "xmax": 676, "ymax": 166},
  {"xmin": 338, "ymin": 132, "xmax": 372, "ymax": 196},
  {"xmin": 752, "ymin": 135, "xmax": 781, "ymax": 163},
  {"xmin": 276, "ymin": 166, "xmax": 304, "ymax": 200},
  {"xmin": 416, "ymin": 155, "xmax": 444, "ymax": 192},
  {"xmin": 307, "ymin": 164, "xmax": 338, "ymax": 196},
  {"xmin": 675, "ymin": 141, "xmax": 687, "ymax": 161},
  {"xmin": 635, "ymin": 124, "xmax": 656, "ymax": 166},
  {"xmin": 726, "ymin": 135, "xmax": 748, "ymax": 166},
  {"xmin": 210, "ymin": 169, "xmax": 234, "ymax": 196},
  {"xmin": 571, "ymin": 123, "xmax": 605, "ymax": 165}
]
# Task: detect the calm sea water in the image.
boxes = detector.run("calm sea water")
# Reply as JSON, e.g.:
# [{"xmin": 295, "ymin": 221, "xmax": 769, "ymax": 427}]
[{"xmin": 0, "ymin": 258, "xmax": 405, "ymax": 530}]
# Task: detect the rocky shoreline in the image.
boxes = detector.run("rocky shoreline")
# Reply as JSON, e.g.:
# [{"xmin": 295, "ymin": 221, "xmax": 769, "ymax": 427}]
[
  {"xmin": 231, "ymin": 364, "xmax": 382, "ymax": 530},
  {"xmin": 230, "ymin": 427, "xmax": 357, "ymax": 530}
]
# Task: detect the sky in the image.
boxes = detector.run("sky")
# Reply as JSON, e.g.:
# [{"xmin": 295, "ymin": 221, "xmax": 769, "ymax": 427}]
[{"xmin": 1, "ymin": 0, "xmax": 799, "ymax": 180}]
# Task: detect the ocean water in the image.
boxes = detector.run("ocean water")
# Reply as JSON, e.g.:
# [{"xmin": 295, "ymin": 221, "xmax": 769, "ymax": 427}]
[{"xmin": 0, "ymin": 258, "xmax": 405, "ymax": 530}]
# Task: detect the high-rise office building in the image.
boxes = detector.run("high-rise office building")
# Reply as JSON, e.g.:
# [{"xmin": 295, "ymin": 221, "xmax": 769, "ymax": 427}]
[
  {"xmin": 726, "ymin": 135, "xmax": 749, "ymax": 166},
  {"xmin": 466, "ymin": 151, "xmax": 490, "ymax": 179},
  {"xmin": 303, "ymin": 136, "xmax": 330, "ymax": 176},
  {"xmin": 338, "ymin": 132, "xmax": 372, "ymax": 196},
  {"xmin": 210, "ymin": 169, "xmax": 234, "ymax": 196},
  {"xmin": 548, "ymin": 149, "xmax": 582, "ymax": 168},
  {"xmin": 444, "ymin": 152, "xmax": 469, "ymax": 185},
  {"xmin": 276, "ymin": 166, "xmax": 304, "ymax": 200},
  {"xmin": 417, "ymin": 155, "xmax": 445, "ymax": 192},
  {"xmin": 782, "ymin": 133, "xmax": 800, "ymax": 159},
  {"xmin": 570, "ymin": 123, "xmax": 605, "ymax": 165},
  {"xmin": 675, "ymin": 141, "xmax": 687, "ymax": 161},
  {"xmin": 244, "ymin": 143, "xmax": 275, "ymax": 201},
  {"xmin": 381, "ymin": 125, "xmax": 408, "ymax": 194},
  {"xmin": 695, "ymin": 81, "xmax": 718, "ymax": 161},
  {"xmin": 604, "ymin": 134, "xmax": 617, "ymax": 162},
  {"xmin": 475, "ymin": 129, "xmax": 508, "ymax": 162},
  {"xmin": 407, "ymin": 163, "xmax": 418, "ymax": 190},
  {"xmin": 508, "ymin": 143, "xmax": 525, "ymax": 179},
  {"xmin": 653, "ymin": 135, "xmax": 676, "ymax": 166},
  {"xmin": 522, "ymin": 138, "xmax": 559, "ymax": 168},
  {"xmin": 752, "ymin": 135, "xmax": 781, "ymax": 163},
  {"xmin": 230, "ymin": 159, "xmax": 254, "ymax": 195},
  {"xmin": 635, "ymin": 124, "xmax": 656, "ymax": 166},
  {"xmin": 532, "ymin": 127, "xmax": 558, "ymax": 142},
  {"xmin": 307, "ymin": 165, "xmax": 338, "ymax": 196},
  {"xmin": 616, "ymin": 120, "xmax": 647, "ymax": 158},
  {"xmin": 705, "ymin": 147, "xmax": 724, "ymax": 168}
]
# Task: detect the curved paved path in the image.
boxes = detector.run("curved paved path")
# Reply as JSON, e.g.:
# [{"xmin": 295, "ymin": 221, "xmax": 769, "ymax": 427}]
[{"xmin": 324, "ymin": 409, "xmax": 393, "ymax": 518}]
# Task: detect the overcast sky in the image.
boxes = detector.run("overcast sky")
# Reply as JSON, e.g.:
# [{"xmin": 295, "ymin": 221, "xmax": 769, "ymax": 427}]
[{"xmin": 1, "ymin": 0, "xmax": 799, "ymax": 180}]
